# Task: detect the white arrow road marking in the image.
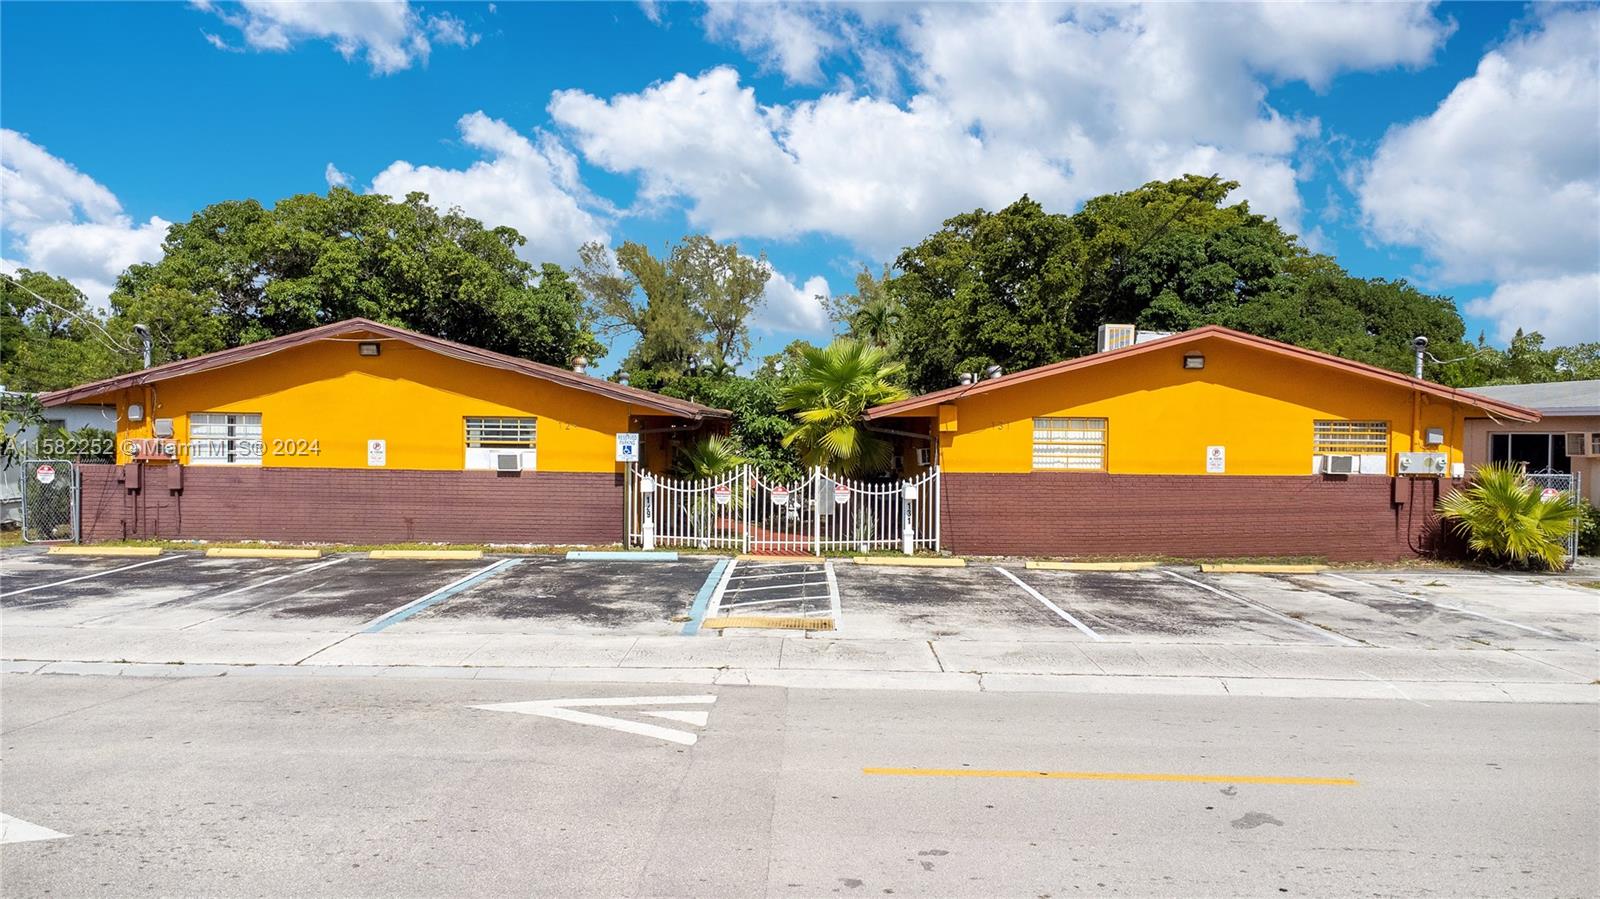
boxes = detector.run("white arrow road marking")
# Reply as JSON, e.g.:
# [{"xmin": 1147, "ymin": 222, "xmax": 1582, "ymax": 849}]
[
  {"xmin": 472, "ymin": 695, "xmax": 717, "ymax": 745},
  {"xmin": 1, "ymin": 813, "xmax": 69, "ymax": 844},
  {"xmin": 640, "ymin": 709, "xmax": 710, "ymax": 727}
]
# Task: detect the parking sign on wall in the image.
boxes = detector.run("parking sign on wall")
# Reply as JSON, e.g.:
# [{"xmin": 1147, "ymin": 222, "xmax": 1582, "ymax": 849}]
[{"xmin": 616, "ymin": 432, "xmax": 640, "ymax": 463}]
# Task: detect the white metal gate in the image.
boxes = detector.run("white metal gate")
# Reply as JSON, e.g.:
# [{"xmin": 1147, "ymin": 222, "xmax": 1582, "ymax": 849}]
[{"xmin": 627, "ymin": 465, "xmax": 940, "ymax": 555}]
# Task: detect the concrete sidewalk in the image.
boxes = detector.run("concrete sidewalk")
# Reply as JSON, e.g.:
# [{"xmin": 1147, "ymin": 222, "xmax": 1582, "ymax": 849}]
[{"xmin": 3, "ymin": 623, "xmax": 1595, "ymax": 703}]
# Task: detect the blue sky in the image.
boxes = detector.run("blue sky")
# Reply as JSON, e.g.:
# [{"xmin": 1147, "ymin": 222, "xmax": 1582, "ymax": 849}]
[{"xmin": 3, "ymin": 1, "xmax": 1597, "ymax": 372}]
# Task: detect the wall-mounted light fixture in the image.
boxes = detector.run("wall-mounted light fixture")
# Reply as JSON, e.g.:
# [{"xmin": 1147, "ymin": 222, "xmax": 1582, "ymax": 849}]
[
  {"xmin": 1182, "ymin": 352, "xmax": 1205, "ymax": 370},
  {"xmin": 358, "ymin": 342, "xmax": 381, "ymax": 357}
]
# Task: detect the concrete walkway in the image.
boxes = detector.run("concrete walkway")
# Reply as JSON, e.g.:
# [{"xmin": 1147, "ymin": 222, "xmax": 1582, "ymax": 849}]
[{"xmin": 3, "ymin": 623, "xmax": 1595, "ymax": 703}]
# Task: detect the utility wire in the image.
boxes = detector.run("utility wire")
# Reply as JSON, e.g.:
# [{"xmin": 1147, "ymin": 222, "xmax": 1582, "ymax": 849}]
[{"xmin": 0, "ymin": 272, "xmax": 137, "ymax": 356}]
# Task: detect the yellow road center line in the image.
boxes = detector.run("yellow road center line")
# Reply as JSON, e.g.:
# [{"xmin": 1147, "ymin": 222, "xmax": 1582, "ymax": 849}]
[{"xmin": 862, "ymin": 768, "xmax": 1357, "ymax": 786}]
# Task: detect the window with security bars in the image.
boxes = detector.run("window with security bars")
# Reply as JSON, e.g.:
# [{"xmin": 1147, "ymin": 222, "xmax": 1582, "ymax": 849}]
[
  {"xmin": 1313, "ymin": 420, "xmax": 1389, "ymax": 455},
  {"xmin": 189, "ymin": 412, "xmax": 263, "ymax": 465},
  {"xmin": 1033, "ymin": 417, "xmax": 1107, "ymax": 470},
  {"xmin": 465, "ymin": 417, "xmax": 537, "ymax": 449}
]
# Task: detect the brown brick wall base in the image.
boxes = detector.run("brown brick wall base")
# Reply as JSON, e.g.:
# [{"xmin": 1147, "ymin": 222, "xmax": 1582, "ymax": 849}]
[
  {"xmin": 942, "ymin": 472, "xmax": 1454, "ymax": 562},
  {"xmin": 78, "ymin": 464, "xmax": 624, "ymax": 546}
]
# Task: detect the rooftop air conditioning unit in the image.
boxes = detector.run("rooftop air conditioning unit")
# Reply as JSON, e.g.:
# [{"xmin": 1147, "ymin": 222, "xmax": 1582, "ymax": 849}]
[
  {"xmin": 1097, "ymin": 324, "xmax": 1137, "ymax": 353},
  {"xmin": 1322, "ymin": 454, "xmax": 1358, "ymax": 475},
  {"xmin": 1566, "ymin": 433, "xmax": 1590, "ymax": 457},
  {"xmin": 494, "ymin": 451, "xmax": 524, "ymax": 473}
]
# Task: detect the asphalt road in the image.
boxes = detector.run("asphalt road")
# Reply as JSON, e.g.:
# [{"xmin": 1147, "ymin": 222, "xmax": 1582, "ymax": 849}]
[{"xmin": 2, "ymin": 673, "xmax": 1594, "ymax": 898}]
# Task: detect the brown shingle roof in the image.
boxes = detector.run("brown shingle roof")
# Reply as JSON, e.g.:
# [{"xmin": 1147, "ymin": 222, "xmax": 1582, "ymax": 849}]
[
  {"xmin": 865, "ymin": 325, "xmax": 1540, "ymax": 422},
  {"xmin": 38, "ymin": 318, "xmax": 730, "ymax": 420}
]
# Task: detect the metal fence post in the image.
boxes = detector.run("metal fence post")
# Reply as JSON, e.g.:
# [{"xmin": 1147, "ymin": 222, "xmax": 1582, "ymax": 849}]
[
  {"xmin": 812, "ymin": 466, "xmax": 823, "ymax": 556},
  {"xmin": 901, "ymin": 477, "xmax": 915, "ymax": 555},
  {"xmin": 640, "ymin": 471, "xmax": 656, "ymax": 551}
]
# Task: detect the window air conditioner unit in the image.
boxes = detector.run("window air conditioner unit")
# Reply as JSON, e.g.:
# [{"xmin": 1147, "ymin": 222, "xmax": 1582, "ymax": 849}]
[
  {"xmin": 1566, "ymin": 433, "xmax": 1590, "ymax": 457},
  {"xmin": 494, "ymin": 452, "xmax": 524, "ymax": 472},
  {"xmin": 916, "ymin": 447, "xmax": 932, "ymax": 467},
  {"xmin": 1322, "ymin": 454, "xmax": 1358, "ymax": 475}
]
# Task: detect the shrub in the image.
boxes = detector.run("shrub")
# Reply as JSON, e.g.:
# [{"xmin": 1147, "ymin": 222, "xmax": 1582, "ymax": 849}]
[
  {"xmin": 1437, "ymin": 463, "xmax": 1581, "ymax": 570},
  {"xmin": 1577, "ymin": 499, "xmax": 1600, "ymax": 557}
]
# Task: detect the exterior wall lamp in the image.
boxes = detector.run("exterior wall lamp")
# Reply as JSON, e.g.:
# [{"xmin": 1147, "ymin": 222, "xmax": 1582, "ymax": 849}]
[
  {"xmin": 1183, "ymin": 352, "xmax": 1205, "ymax": 370},
  {"xmin": 358, "ymin": 342, "xmax": 381, "ymax": 357}
]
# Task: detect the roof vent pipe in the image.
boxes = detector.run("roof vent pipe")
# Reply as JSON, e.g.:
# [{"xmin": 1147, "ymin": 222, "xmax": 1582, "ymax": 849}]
[
  {"xmin": 572, "ymin": 355, "xmax": 588, "ymax": 375},
  {"xmin": 617, "ymin": 372, "xmax": 630, "ymax": 386},
  {"xmin": 957, "ymin": 372, "xmax": 974, "ymax": 386},
  {"xmin": 985, "ymin": 364, "xmax": 1003, "ymax": 380}
]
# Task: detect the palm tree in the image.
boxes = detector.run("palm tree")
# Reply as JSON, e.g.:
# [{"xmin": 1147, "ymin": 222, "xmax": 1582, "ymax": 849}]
[
  {"xmin": 1437, "ymin": 463, "xmax": 1580, "ymax": 569},
  {"xmin": 779, "ymin": 339, "xmax": 910, "ymax": 475},
  {"xmin": 849, "ymin": 297, "xmax": 902, "ymax": 349},
  {"xmin": 672, "ymin": 434, "xmax": 747, "ymax": 480}
]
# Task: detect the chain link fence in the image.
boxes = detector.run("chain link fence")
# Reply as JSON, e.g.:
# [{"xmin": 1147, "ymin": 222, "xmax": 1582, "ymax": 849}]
[
  {"xmin": 20, "ymin": 459, "xmax": 78, "ymax": 543},
  {"xmin": 1526, "ymin": 469, "xmax": 1582, "ymax": 566}
]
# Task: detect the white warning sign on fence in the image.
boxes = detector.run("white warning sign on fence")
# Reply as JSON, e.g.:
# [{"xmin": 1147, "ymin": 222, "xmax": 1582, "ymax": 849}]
[
  {"xmin": 34, "ymin": 464, "xmax": 55, "ymax": 485},
  {"xmin": 714, "ymin": 485, "xmax": 732, "ymax": 505},
  {"xmin": 834, "ymin": 484, "xmax": 851, "ymax": 505},
  {"xmin": 771, "ymin": 487, "xmax": 790, "ymax": 507}
]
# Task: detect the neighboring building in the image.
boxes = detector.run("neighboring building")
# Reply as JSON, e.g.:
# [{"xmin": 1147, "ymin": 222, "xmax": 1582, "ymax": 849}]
[
  {"xmin": 0, "ymin": 402, "xmax": 116, "ymax": 526},
  {"xmin": 1461, "ymin": 380, "xmax": 1599, "ymax": 504},
  {"xmin": 866, "ymin": 325, "xmax": 1539, "ymax": 561},
  {"xmin": 39, "ymin": 318, "xmax": 729, "ymax": 545}
]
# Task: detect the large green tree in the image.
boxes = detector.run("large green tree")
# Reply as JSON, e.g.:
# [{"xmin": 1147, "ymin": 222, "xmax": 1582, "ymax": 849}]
[
  {"xmin": 1, "ymin": 269, "xmax": 128, "ymax": 391},
  {"xmin": 571, "ymin": 236, "xmax": 770, "ymax": 381},
  {"xmin": 110, "ymin": 188, "xmax": 600, "ymax": 366},
  {"xmin": 889, "ymin": 177, "xmax": 1504, "ymax": 392},
  {"xmin": 893, "ymin": 197, "xmax": 1087, "ymax": 391}
]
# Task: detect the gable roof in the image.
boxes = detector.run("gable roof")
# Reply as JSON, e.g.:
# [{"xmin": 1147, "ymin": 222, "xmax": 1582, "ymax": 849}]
[
  {"xmin": 38, "ymin": 318, "xmax": 729, "ymax": 420},
  {"xmin": 866, "ymin": 325, "xmax": 1540, "ymax": 422}
]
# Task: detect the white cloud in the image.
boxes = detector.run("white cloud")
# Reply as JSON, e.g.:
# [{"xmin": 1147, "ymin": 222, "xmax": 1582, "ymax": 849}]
[
  {"xmin": 555, "ymin": 4, "xmax": 1455, "ymax": 257},
  {"xmin": 753, "ymin": 268, "xmax": 831, "ymax": 335},
  {"xmin": 1359, "ymin": 8, "xmax": 1599, "ymax": 344},
  {"xmin": 702, "ymin": 3, "xmax": 842, "ymax": 85},
  {"xmin": 1359, "ymin": 8, "xmax": 1600, "ymax": 286},
  {"xmin": 369, "ymin": 111, "xmax": 608, "ymax": 265},
  {"xmin": 0, "ymin": 129, "xmax": 167, "ymax": 308},
  {"xmin": 1466, "ymin": 273, "xmax": 1600, "ymax": 344},
  {"xmin": 193, "ymin": 0, "xmax": 478, "ymax": 74},
  {"xmin": 324, "ymin": 162, "xmax": 351, "ymax": 188}
]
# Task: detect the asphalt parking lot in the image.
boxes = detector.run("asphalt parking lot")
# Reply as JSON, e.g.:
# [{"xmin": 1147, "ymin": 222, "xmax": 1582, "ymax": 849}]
[{"xmin": 1, "ymin": 548, "xmax": 1596, "ymax": 652}]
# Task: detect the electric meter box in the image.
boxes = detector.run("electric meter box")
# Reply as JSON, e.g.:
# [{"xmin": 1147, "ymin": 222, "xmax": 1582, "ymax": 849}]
[{"xmin": 1395, "ymin": 452, "xmax": 1449, "ymax": 477}]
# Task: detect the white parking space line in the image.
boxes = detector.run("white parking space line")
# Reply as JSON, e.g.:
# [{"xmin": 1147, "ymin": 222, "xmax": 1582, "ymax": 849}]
[
  {"xmin": 702, "ymin": 559, "xmax": 739, "ymax": 620},
  {"xmin": 825, "ymin": 560, "xmax": 842, "ymax": 631},
  {"xmin": 0, "ymin": 554, "xmax": 184, "ymax": 597},
  {"xmin": 720, "ymin": 579, "xmax": 824, "ymax": 594},
  {"xmin": 361, "ymin": 558, "xmax": 522, "ymax": 632},
  {"xmin": 727, "ymin": 569, "xmax": 822, "ymax": 582},
  {"xmin": 995, "ymin": 566, "xmax": 1104, "ymax": 641},
  {"xmin": 1163, "ymin": 569, "xmax": 1360, "ymax": 647},
  {"xmin": 174, "ymin": 558, "xmax": 350, "ymax": 629},
  {"xmin": 722, "ymin": 595, "xmax": 833, "ymax": 609},
  {"xmin": 1321, "ymin": 572, "xmax": 1567, "ymax": 639}
]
